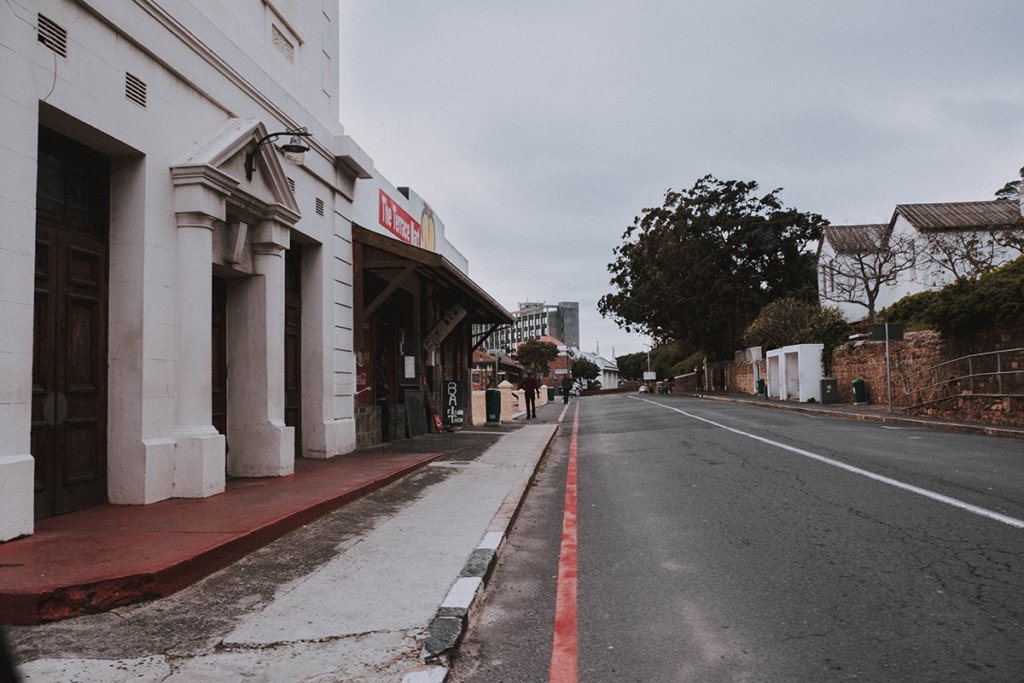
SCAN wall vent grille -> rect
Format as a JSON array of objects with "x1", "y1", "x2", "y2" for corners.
[
  {"x1": 271, "y1": 25, "x2": 294, "y2": 64},
  {"x1": 315, "y1": 198, "x2": 325, "y2": 216},
  {"x1": 287, "y1": 177, "x2": 296, "y2": 194},
  {"x1": 37, "y1": 15, "x2": 68, "y2": 58},
  {"x1": 125, "y1": 73, "x2": 147, "y2": 108}
]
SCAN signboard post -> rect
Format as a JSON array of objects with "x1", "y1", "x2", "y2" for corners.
[
  {"x1": 868, "y1": 323, "x2": 904, "y2": 413},
  {"x1": 487, "y1": 348, "x2": 502, "y2": 386}
]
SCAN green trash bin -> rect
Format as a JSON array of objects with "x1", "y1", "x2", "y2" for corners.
[
  {"x1": 485, "y1": 388, "x2": 502, "y2": 426},
  {"x1": 852, "y1": 378, "x2": 866, "y2": 405},
  {"x1": 757, "y1": 378, "x2": 766, "y2": 395},
  {"x1": 548, "y1": 386, "x2": 555, "y2": 401}
]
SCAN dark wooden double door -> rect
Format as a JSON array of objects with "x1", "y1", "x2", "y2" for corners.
[{"x1": 32, "y1": 128, "x2": 110, "y2": 519}]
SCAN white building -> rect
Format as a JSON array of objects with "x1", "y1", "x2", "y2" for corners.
[
  {"x1": 0, "y1": 1, "x2": 508, "y2": 542},
  {"x1": 476, "y1": 301, "x2": 579, "y2": 352},
  {"x1": 820, "y1": 200, "x2": 1023, "y2": 322},
  {"x1": 577, "y1": 350, "x2": 619, "y2": 391}
]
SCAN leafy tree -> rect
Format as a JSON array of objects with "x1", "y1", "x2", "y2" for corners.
[
  {"x1": 572, "y1": 356, "x2": 600, "y2": 390},
  {"x1": 599, "y1": 175, "x2": 825, "y2": 360},
  {"x1": 616, "y1": 352, "x2": 646, "y2": 381},
  {"x1": 994, "y1": 166, "x2": 1024, "y2": 201},
  {"x1": 513, "y1": 338, "x2": 559, "y2": 374},
  {"x1": 742, "y1": 297, "x2": 819, "y2": 350},
  {"x1": 819, "y1": 224, "x2": 917, "y2": 323},
  {"x1": 793, "y1": 306, "x2": 850, "y2": 376}
]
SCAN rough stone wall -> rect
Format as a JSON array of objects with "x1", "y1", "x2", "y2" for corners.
[
  {"x1": 725, "y1": 362, "x2": 759, "y2": 394},
  {"x1": 674, "y1": 373, "x2": 702, "y2": 393},
  {"x1": 831, "y1": 331, "x2": 949, "y2": 407},
  {"x1": 830, "y1": 328, "x2": 1024, "y2": 426},
  {"x1": 355, "y1": 406, "x2": 381, "y2": 449}
]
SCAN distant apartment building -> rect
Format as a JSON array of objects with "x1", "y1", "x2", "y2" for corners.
[{"x1": 474, "y1": 301, "x2": 579, "y2": 352}]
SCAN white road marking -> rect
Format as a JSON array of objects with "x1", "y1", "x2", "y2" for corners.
[{"x1": 634, "y1": 397, "x2": 1024, "y2": 530}]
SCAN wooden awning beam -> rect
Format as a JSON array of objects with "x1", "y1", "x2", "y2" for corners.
[
  {"x1": 361, "y1": 264, "x2": 417, "y2": 322},
  {"x1": 472, "y1": 323, "x2": 501, "y2": 352}
]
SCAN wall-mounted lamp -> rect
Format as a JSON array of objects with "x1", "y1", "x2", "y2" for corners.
[{"x1": 244, "y1": 127, "x2": 313, "y2": 181}]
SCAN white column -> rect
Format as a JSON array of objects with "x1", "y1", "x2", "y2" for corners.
[
  {"x1": 172, "y1": 212, "x2": 226, "y2": 497},
  {"x1": 227, "y1": 220, "x2": 294, "y2": 477}
]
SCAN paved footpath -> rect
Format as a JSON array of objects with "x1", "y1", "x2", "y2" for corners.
[{"x1": 8, "y1": 416, "x2": 562, "y2": 683}]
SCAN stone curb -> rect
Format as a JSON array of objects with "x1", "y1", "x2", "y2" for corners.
[
  {"x1": 404, "y1": 422, "x2": 561, "y2": 682},
  {"x1": 692, "y1": 393, "x2": 1024, "y2": 440}
]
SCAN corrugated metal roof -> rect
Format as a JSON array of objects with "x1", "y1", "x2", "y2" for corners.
[
  {"x1": 893, "y1": 200, "x2": 1022, "y2": 232},
  {"x1": 824, "y1": 224, "x2": 888, "y2": 254}
]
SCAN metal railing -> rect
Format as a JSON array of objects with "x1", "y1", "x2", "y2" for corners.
[{"x1": 902, "y1": 346, "x2": 1024, "y2": 406}]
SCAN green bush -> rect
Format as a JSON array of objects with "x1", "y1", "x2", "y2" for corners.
[
  {"x1": 927, "y1": 256, "x2": 1024, "y2": 336},
  {"x1": 742, "y1": 297, "x2": 818, "y2": 350},
  {"x1": 793, "y1": 306, "x2": 849, "y2": 376},
  {"x1": 881, "y1": 290, "x2": 939, "y2": 328},
  {"x1": 673, "y1": 351, "x2": 706, "y2": 376}
]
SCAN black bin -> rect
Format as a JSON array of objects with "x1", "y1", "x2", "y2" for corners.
[{"x1": 820, "y1": 378, "x2": 838, "y2": 405}]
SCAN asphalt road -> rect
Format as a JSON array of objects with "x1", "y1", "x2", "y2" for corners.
[{"x1": 451, "y1": 394, "x2": 1024, "y2": 682}]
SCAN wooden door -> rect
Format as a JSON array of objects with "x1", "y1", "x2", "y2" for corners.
[
  {"x1": 211, "y1": 276, "x2": 228, "y2": 439},
  {"x1": 32, "y1": 127, "x2": 110, "y2": 519},
  {"x1": 284, "y1": 245, "x2": 302, "y2": 456},
  {"x1": 32, "y1": 224, "x2": 109, "y2": 518}
]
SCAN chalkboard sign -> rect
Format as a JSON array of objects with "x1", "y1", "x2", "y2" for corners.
[
  {"x1": 404, "y1": 390, "x2": 428, "y2": 437},
  {"x1": 442, "y1": 380, "x2": 465, "y2": 426}
]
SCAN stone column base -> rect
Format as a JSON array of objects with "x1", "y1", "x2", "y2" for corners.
[
  {"x1": 0, "y1": 455, "x2": 34, "y2": 541},
  {"x1": 173, "y1": 426, "x2": 226, "y2": 498},
  {"x1": 227, "y1": 421, "x2": 294, "y2": 478}
]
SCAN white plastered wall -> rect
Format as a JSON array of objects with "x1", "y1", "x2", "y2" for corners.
[
  {"x1": 0, "y1": 0, "x2": 41, "y2": 539},
  {"x1": 0, "y1": 0, "x2": 358, "y2": 539},
  {"x1": 767, "y1": 344, "x2": 824, "y2": 403}
]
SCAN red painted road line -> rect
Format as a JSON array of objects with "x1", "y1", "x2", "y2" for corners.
[{"x1": 550, "y1": 403, "x2": 580, "y2": 683}]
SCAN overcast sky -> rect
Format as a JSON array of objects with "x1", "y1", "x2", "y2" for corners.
[{"x1": 337, "y1": 1, "x2": 1024, "y2": 358}]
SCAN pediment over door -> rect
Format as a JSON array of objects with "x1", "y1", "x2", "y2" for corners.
[{"x1": 171, "y1": 119, "x2": 303, "y2": 271}]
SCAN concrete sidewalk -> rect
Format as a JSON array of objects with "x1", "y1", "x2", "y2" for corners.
[
  {"x1": 0, "y1": 452, "x2": 444, "y2": 625},
  {"x1": 8, "y1": 406, "x2": 563, "y2": 683}
]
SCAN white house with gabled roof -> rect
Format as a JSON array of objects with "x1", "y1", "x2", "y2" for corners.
[{"x1": 820, "y1": 199, "x2": 1023, "y2": 322}]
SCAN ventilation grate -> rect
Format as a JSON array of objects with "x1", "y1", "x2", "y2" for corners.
[
  {"x1": 315, "y1": 197, "x2": 325, "y2": 216},
  {"x1": 38, "y1": 14, "x2": 68, "y2": 58},
  {"x1": 125, "y1": 73, "x2": 147, "y2": 108},
  {"x1": 287, "y1": 177, "x2": 296, "y2": 194},
  {"x1": 271, "y1": 25, "x2": 294, "y2": 64}
]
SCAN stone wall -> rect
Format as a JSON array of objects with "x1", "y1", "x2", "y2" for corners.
[
  {"x1": 831, "y1": 331, "x2": 948, "y2": 407},
  {"x1": 355, "y1": 406, "x2": 381, "y2": 449},
  {"x1": 724, "y1": 361, "x2": 761, "y2": 394},
  {"x1": 674, "y1": 372, "x2": 702, "y2": 393},
  {"x1": 828, "y1": 328, "x2": 1024, "y2": 426}
]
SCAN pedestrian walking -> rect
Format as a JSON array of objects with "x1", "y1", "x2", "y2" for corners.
[
  {"x1": 561, "y1": 374, "x2": 573, "y2": 404},
  {"x1": 521, "y1": 370, "x2": 540, "y2": 419}
]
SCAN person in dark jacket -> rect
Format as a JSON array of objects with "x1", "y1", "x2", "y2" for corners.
[
  {"x1": 560, "y1": 374, "x2": 573, "y2": 404},
  {"x1": 521, "y1": 371, "x2": 540, "y2": 419}
]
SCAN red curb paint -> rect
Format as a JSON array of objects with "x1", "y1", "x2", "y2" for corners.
[{"x1": 549, "y1": 403, "x2": 580, "y2": 683}]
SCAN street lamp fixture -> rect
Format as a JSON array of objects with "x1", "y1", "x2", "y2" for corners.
[{"x1": 244, "y1": 127, "x2": 312, "y2": 181}]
